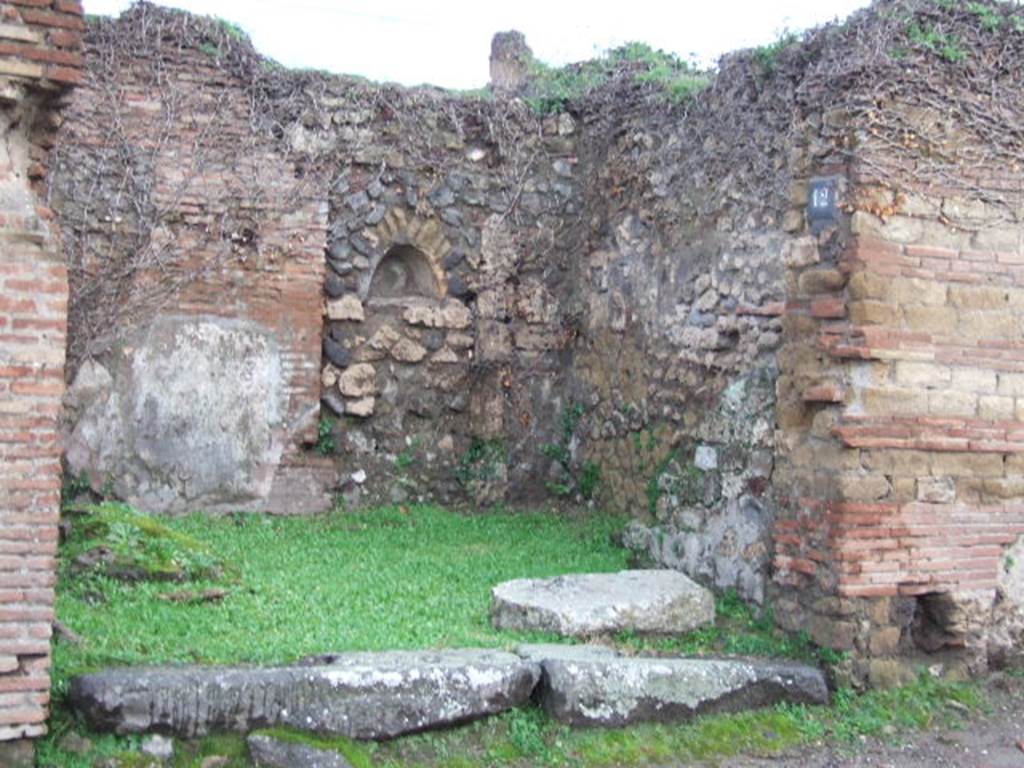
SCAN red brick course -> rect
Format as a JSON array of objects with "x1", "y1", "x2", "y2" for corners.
[{"x1": 0, "y1": 0, "x2": 82, "y2": 743}]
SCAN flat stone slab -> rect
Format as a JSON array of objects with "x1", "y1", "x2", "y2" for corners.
[
  {"x1": 491, "y1": 570, "x2": 715, "y2": 637},
  {"x1": 69, "y1": 649, "x2": 539, "y2": 740},
  {"x1": 515, "y1": 643, "x2": 620, "y2": 664},
  {"x1": 247, "y1": 733, "x2": 352, "y2": 768},
  {"x1": 538, "y1": 656, "x2": 829, "y2": 727}
]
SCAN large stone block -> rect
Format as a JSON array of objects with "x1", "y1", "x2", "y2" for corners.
[
  {"x1": 902, "y1": 305, "x2": 957, "y2": 334},
  {"x1": 538, "y1": 655, "x2": 828, "y2": 727},
  {"x1": 491, "y1": 570, "x2": 715, "y2": 637},
  {"x1": 69, "y1": 650, "x2": 539, "y2": 739},
  {"x1": 849, "y1": 300, "x2": 900, "y2": 326}
]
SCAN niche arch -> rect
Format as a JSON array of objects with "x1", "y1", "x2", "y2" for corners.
[
  {"x1": 369, "y1": 244, "x2": 441, "y2": 300},
  {"x1": 359, "y1": 208, "x2": 450, "y2": 304}
]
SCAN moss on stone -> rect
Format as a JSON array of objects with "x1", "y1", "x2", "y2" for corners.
[{"x1": 250, "y1": 728, "x2": 375, "y2": 768}]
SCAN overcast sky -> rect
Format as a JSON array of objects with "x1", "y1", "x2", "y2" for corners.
[{"x1": 82, "y1": 0, "x2": 872, "y2": 89}]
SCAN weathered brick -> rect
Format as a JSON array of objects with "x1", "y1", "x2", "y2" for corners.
[
  {"x1": 902, "y1": 305, "x2": 958, "y2": 334},
  {"x1": 894, "y1": 361, "x2": 950, "y2": 387},
  {"x1": 44, "y1": 63, "x2": 81, "y2": 84},
  {"x1": 931, "y1": 452, "x2": 1005, "y2": 478},
  {"x1": 862, "y1": 387, "x2": 929, "y2": 417},
  {"x1": 48, "y1": 28, "x2": 80, "y2": 48},
  {"x1": 803, "y1": 383, "x2": 845, "y2": 403},
  {"x1": 0, "y1": 42, "x2": 79, "y2": 67},
  {"x1": 810, "y1": 297, "x2": 846, "y2": 318},
  {"x1": 55, "y1": 0, "x2": 84, "y2": 14},
  {"x1": 16, "y1": 8, "x2": 85, "y2": 31},
  {"x1": 979, "y1": 395, "x2": 1015, "y2": 421},
  {"x1": 0, "y1": 30, "x2": 76, "y2": 737},
  {"x1": 849, "y1": 299, "x2": 900, "y2": 326}
]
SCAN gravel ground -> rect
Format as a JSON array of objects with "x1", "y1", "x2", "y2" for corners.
[{"x1": 721, "y1": 673, "x2": 1024, "y2": 768}]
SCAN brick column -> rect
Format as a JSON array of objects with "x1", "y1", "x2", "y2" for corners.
[{"x1": 0, "y1": 0, "x2": 82, "y2": 756}]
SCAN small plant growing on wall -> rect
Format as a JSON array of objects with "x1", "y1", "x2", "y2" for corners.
[
  {"x1": 455, "y1": 438, "x2": 509, "y2": 506},
  {"x1": 455, "y1": 438, "x2": 507, "y2": 487},
  {"x1": 316, "y1": 415, "x2": 337, "y2": 456},
  {"x1": 541, "y1": 401, "x2": 601, "y2": 501},
  {"x1": 395, "y1": 437, "x2": 422, "y2": 472},
  {"x1": 646, "y1": 449, "x2": 705, "y2": 518}
]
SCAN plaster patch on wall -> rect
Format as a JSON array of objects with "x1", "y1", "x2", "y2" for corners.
[{"x1": 65, "y1": 316, "x2": 286, "y2": 513}]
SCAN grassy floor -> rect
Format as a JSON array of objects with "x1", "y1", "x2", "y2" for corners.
[
  {"x1": 39, "y1": 504, "x2": 987, "y2": 767},
  {"x1": 52, "y1": 505, "x2": 630, "y2": 689}
]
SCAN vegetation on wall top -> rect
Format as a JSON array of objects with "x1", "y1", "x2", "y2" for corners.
[{"x1": 524, "y1": 42, "x2": 711, "y2": 114}]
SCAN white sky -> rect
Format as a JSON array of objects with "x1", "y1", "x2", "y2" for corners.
[{"x1": 82, "y1": 0, "x2": 872, "y2": 89}]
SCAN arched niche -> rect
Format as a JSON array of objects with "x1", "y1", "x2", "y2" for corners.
[
  {"x1": 358, "y1": 209, "x2": 450, "y2": 304},
  {"x1": 368, "y1": 244, "x2": 442, "y2": 301}
]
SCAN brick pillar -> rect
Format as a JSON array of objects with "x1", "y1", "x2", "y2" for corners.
[
  {"x1": 0, "y1": 0, "x2": 83, "y2": 748},
  {"x1": 774, "y1": 164, "x2": 1024, "y2": 685}
]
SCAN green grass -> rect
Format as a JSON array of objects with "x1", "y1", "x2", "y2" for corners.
[
  {"x1": 39, "y1": 504, "x2": 988, "y2": 767},
  {"x1": 316, "y1": 414, "x2": 337, "y2": 455},
  {"x1": 357, "y1": 671, "x2": 984, "y2": 767},
  {"x1": 62, "y1": 501, "x2": 226, "y2": 582},
  {"x1": 612, "y1": 588, "x2": 843, "y2": 666},
  {"x1": 51, "y1": 506, "x2": 629, "y2": 694},
  {"x1": 905, "y1": 21, "x2": 967, "y2": 62},
  {"x1": 252, "y1": 728, "x2": 375, "y2": 768},
  {"x1": 753, "y1": 30, "x2": 799, "y2": 75}
]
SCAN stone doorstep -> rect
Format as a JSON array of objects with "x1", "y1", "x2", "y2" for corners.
[
  {"x1": 69, "y1": 649, "x2": 541, "y2": 741},
  {"x1": 531, "y1": 649, "x2": 830, "y2": 728},
  {"x1": 68, "y1": 645, "x2": 828, "y2": 747}
]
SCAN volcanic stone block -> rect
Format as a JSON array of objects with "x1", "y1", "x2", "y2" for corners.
[
  {"x1": 69, "y1": 650, "x2": 540, "y2": 739},
  {"x1": 491, "y1": 570, "x2": 715, "y2": 637},
  {"x1": 539, "y1": 656, "x2": 829, "y2": 727}
]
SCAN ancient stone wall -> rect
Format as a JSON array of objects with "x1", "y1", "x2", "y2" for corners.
[
  {"x1": 0, "y1": 0, "x2": 83, "y2": 756},
  {"x1": 50, "y1": 11, "x2": 328, "y2": 514},
  {"x1": 316, "y1": 106, "x2": 580, "y2": 510},
  {"x1": 51, "y1": 6, "x2": 585, "y2": 513},
  {"x1": 41, "y1": 0, "x2": 1024, "y2": 685},
  {"x1": 569, "y1": 73, "x2": 797, "y2": 604}
]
